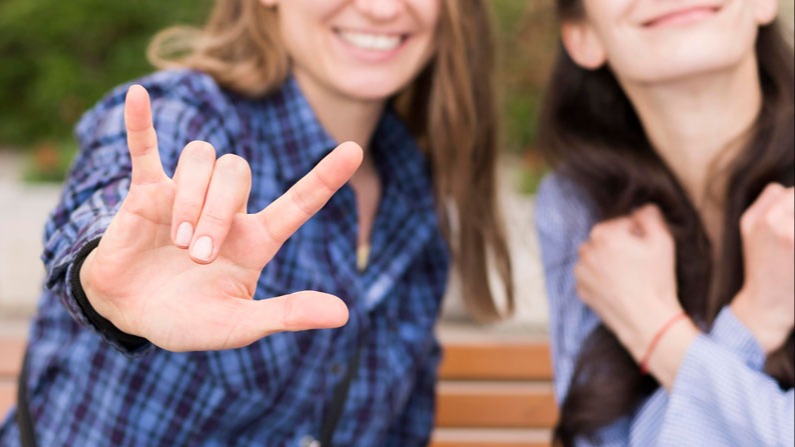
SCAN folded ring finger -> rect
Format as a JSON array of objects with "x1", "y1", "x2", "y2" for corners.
[{"x1": 171, "y1": 141, "x2": 217, "y2": 248}]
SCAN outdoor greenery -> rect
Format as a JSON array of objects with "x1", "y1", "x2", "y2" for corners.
[
  {"x1": 0, "y1": 0, "x2": 212, "y2": 147},
  {"x1": 0, "y1": 0, "x2": 557, "y2": 186}
]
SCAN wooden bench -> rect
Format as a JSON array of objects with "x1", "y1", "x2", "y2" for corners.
[
  {"x1": 0, "y1": 337, "x2": 24, "y2": 421},
  {"x1": 0, "y1": 330, "x2": 556, "y2": 446},
  {"x1": 431, "y1": 329, "x2": 556, "y2": 447}
]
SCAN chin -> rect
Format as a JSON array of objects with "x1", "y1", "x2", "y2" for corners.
[
  {"x1": 622, "y1": 20, "x2": 759, "y2": 83},
  {"x1": 618, "y1": 39, "x2": 755, "y2": 84},
  {"x1": 334, "y1": 73, "x2": 416, "y2": 102}
]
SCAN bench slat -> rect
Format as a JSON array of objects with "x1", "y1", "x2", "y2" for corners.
[
  {"x1": 439, "y1": 341, "x2": 552, "y2": 381},
  {"x1": 0, "y1": 380, "x2": 15, "y2": 420},
  {"x1": 437, "y1": 382, "x2": 558, "y2": 428},
  {"x1": 431, "y1": 428, "x2": 551, "y2": 447},
  {"x1": 0, "y1": 337, "x2": 25, "y2": 377}
]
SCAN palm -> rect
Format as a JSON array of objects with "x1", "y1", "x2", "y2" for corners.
[{"x1": 81, "y1": 85, "x2": 362, "y2": 351}]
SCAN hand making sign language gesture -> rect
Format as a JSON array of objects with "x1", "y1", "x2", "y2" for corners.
[{"x1": 78, "y1": 85, "x2": 363, "y2": 352}]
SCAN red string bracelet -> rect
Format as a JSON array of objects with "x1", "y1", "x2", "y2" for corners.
[{"x1": 639, "y1": 311, "x2": 688, "y2": 375}]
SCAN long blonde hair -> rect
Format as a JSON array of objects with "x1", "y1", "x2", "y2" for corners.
[{"x1": 149, "y1": 0, "x2": 513, "y2": 321}]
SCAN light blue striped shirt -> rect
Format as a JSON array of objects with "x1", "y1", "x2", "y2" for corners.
[{"x1": 535, "y1": 174, "x2": 794, "y2": 447}]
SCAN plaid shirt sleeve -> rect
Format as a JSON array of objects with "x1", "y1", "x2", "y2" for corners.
[
  {"x1": 41, "y1": 75, "x2": 233, "y2": 356},
  {"x1": 536, "y1": 174, "x2": 795, "y2": 447},
  {"x1": 383, "y1": 340, "x2": 441, "y2": 447}
]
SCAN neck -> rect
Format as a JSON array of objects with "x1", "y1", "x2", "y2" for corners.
[
  {"x1": 294, "y1": 71, "x2": 385, "y2": 153},
  {"x1": 621, "y1": 54, "x2": 762, "y2": 206}
]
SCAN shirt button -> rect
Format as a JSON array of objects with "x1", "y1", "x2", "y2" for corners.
[{"x1": 300, "y1": 435, "x2": 321, "y2": 447}]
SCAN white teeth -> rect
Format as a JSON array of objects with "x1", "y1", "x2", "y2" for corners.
[{"x1": 337, "y1": 31, "x2": 402, "y2": 51}]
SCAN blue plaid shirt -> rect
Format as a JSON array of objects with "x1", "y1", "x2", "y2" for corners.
[
  {"x1": 0, "y1": 70, "x2": 450, "y2": 447},
  {"x1": 536, "y1": 174, "x2": 795, "y2": 446}
]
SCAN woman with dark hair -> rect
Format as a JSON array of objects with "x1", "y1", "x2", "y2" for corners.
[{"x1": 536, "y1": 0, "x2": 793, "y2": 445}]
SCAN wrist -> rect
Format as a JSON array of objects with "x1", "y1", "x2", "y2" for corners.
[
  {"x1": 73, "y1": 240, "x2": 148, "y2": 350},
  {"x1": 79, "y1": 248, "x2": 115, "y2": 323},
  {"x1": 731, "y1": 289, "x2": 792, "y2": 353},
  {"x1": 78, "y1": 246, "x2": 127, "y2": 332},
  {"x1": 621, "y1": 297, "x2": 683, "y2": 362},
  {"x1": 644, "y1": 317, "x2": 700, "y2": 390},
  {"x1": 638, "y1": 311, "x2": 688, "y2": 372}
]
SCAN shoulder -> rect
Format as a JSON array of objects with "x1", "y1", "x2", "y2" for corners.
[
  {"x1": 75, "y1": 69, "x2": 245, "y2": 146},
  {"x1": 535, "y1": 171, "x2": 596, "y2": 240}
]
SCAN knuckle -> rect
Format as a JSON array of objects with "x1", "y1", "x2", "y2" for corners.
[
  {"x1": 590, "y1": 224, "x2": 604, "y2": 240},
  {"x1": 216, "y1": 155, "x2": 252, "y2": 185},
  {"x1": 217, "y1": 154, "x2": 249, "y2": 172},
  {"x1": 763, "y1": 209, "x2": 780, "y2": 229},
  {"x1": 289, "y1": 189, "x2": 317, "y2": 216},
  {"x1": 199, "y1": 209, "x2": 230, "y2": 229},
  {"x1": 260, "y1": 219, "x2": 283, "y2": 245},
  {"x1": 313, "y1": 170, "x2": 337, "y2": 194},
  {"x1": 174, "y1": 197, "x2": 205, "y2": 218},
  {"x1": 760, "y1": 183, "x2": 781, "y2": 200},
  {"x1": 281, "y1": 296, "x2": 296, "y2": 331},
  {"x1": 739, "y1": 213, "x2": 753, "y2": 234},
  {"x1": 183, "y1": 140, "x2": 217, "y2": 160},
  {"x1": 578, "y1": 242, "x2": 590, "y2": 258}
]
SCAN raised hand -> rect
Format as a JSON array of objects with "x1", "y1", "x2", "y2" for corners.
[
  {"x1": 574, "y1": 205, "x2": 684, "y2": 362},
  {"x1": 575, "y1": 205, "x2": 702, "y2": 388},
  {"x1": 733, "y1": 184, "x2": 795, "y2": 353},
  {"x1": 79, "y1": 85, "x2": 363, "y2": 352}
]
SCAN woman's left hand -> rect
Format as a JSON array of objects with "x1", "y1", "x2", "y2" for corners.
[{"x1": 574, "y1": 204, "x2": 687, "y2": 363}]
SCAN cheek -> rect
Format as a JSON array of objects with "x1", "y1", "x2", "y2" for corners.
[
  {"x1": 276, "y1": 4, "x2": 334, "y2": 63},
  {"x1": 411, "y1": 0, "x2": 442, "y2": 36},
  {"x1": 583, "y1": 0, "x2": 632, "y2": 28}
]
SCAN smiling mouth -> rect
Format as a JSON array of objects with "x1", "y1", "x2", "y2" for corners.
[
  {"x1": 643, "y1": 6, "x2": 721, "y2": 28},
  {"x1": 335, "y1": 30, "x2": 407, "y2": 52}
]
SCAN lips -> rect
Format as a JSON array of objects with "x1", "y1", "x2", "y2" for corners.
[
  {"x1": 336, "y1": 30, "x2": 405, "y2": 51},
  {"x1": 642, "y1": 5, "x2": 721, "y2": 28}
]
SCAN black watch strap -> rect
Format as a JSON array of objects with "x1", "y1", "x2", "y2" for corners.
[{"x1": 70, "y1": 238, "x2": 148, "y2": 351}]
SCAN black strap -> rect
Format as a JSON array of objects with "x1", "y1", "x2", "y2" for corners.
[
  {"x1": 16, "y1": 352, "x2": 37, "y2": 447},
  {"x1": 318, "y1": 345, "x2": 361, "y2": 447},
  {"x1": 70, "y1": 238, "x2": 148, "y2": 351}
]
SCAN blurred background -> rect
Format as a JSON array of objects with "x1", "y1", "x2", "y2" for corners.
[
  {"x1": 0, "y1": 0, "x2": 793, "y2": 326},
  {"x1": 0, "y1": 2, "x2": 792, "y2": 444}
]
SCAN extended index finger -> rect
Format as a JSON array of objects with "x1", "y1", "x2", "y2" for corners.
[
  {"x1": 256, "y1": 141, "x2": 363, "y2": 244},
  {"x1": 125, "y1": 85, "x2": 167, "y2": 185}
]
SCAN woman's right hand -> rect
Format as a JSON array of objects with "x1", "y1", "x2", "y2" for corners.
[
  {"x1": 79, "y1": 85, "x2": 363, "y2": 352},
  {"x1": 732, "y1": 183, "x2": 795, "y2": 353}
]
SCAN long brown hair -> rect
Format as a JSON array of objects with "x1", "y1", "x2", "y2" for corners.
[
  {"x1": 148, "y1": 0, "x2": 513, "y2": 321},
  {"x1": 539, "y1": 2, "x2": 795, "y2": 444}
]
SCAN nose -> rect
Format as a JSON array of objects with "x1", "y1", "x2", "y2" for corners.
[{"x1": 353, "y1": 0, "x2": 406, "y2": 21}]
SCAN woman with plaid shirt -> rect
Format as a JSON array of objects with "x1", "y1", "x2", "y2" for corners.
[{"x1": 0, "y1": 1, "x2": 513, "y2": 446}]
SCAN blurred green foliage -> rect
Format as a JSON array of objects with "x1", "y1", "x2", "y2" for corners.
[
  {"x1": 493, "y1": 0, "x2": 558, "y2": 154},
  {"x1": 493, "y1": 0, "x2": 558, "y2": 193},
  {"x1": 0, "y1": 0, "x2": 212, "y2": 147}
]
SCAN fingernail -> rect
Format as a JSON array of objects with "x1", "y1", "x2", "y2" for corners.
[
  {"x1": 191, "y1": 236, "x2": 213, "y2": 261},
  {"x1": 176, "y1": 222, "x2": 193, "y2": 247}
]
